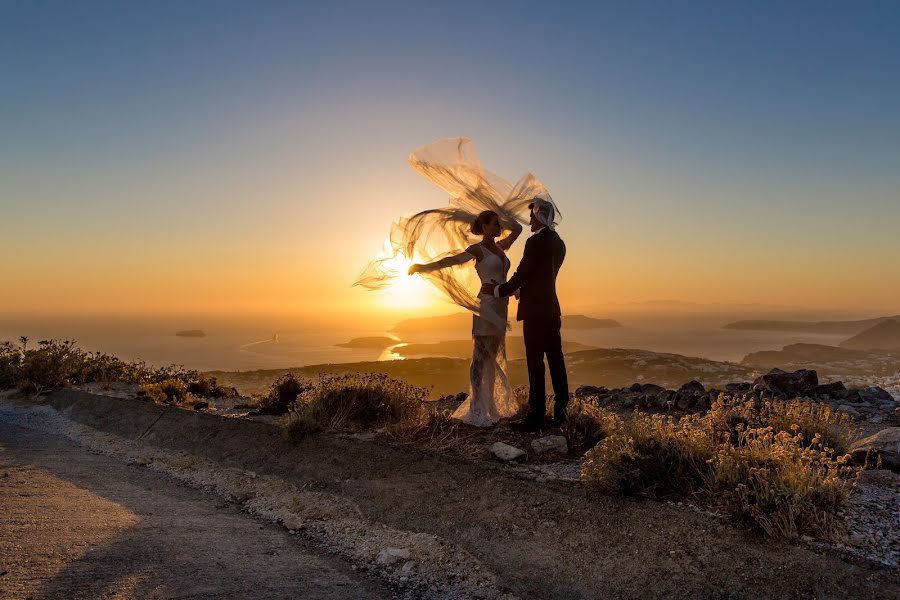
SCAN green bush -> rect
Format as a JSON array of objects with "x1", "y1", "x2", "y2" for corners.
[
  {"x1": 256, "y1": 373, "x2": 309, "y2": 415},
  {"x1": 0, "y1": 342, "x2": 22, "y2": 390},
  {"x1": 19, "y1": 339, "x2": 87, "y2": 394}
]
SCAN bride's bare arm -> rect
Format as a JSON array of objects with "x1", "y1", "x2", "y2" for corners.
[
  {"x1": 498, "y1": 220, "x2": 523, "y2": 250},
  {"x1": 408, "y1": 245, "x2": 481, "y2": 274}
]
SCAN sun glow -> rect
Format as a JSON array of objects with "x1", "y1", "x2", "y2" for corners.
[{"x1": 377, "y1": 254, "x2": 441, "y2": 310}]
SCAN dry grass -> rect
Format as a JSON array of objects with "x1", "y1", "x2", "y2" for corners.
[
  {"x1": 582, "y1": 395, "x2": 860, "y2": 540},
  {"x1": 282, "y1": 373, "x2": 429, "y2": 439}
]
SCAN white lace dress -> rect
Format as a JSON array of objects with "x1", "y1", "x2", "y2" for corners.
[{"x1": 452, "y1": 245, "x2": 518, "y2": 426}]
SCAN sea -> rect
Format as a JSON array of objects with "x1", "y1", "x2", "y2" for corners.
[{"x1": 0, "y1": 312, "x2": 852, "y2": 373}]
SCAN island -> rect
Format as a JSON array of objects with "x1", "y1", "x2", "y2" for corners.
[
  {"x1": 175, "y1": 330, "x2": 206, "y2": 338},
  {"x1": 393, "y1": 313, "x2": 622, "y2": 334},
  {"x1": 336, "y1": 336, "x2": 401, "y2": 349}
]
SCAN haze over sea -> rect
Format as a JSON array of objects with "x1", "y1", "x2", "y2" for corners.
[{"x1": 1, "y1": 305, "x2": 871, "y2": 372}]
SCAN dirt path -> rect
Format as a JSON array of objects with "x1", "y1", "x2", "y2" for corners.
[
  {"x1": 0, "y1": 422, "x2": 391, "y2": 600},
  {"x1": 3, "y1": 390, "x2": 899, "y2": 599}
]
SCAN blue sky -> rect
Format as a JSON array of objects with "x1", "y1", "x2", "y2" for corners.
[{"x1": 2, "y1": 1, "x2": 899, "y2": 316}]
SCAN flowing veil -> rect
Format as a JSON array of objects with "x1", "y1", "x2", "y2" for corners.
[{"x1": 354, "y1": 137, "x2": 559, "y2": 327}]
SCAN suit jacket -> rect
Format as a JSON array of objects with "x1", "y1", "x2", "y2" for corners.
[{"x1": 497, "y1": 227, "x2": 566, "y2": 321}]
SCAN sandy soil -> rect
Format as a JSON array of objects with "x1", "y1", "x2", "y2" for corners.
[
  {"x1": 2, "y1": 390, "x2": 898, "y2": 599},
  {"x1": 0, "y1": 422, "x2": 390, "y2": 600}
]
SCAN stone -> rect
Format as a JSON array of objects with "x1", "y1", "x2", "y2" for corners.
[
  {"x1": 850, "y1": 428, "x2": 900, "y2": 472},
  {"x1": 400, "y1": 561, "x2": 415, "y2": 576},
  {"x1": 812, "y1": 381, "x2": 847, "y2": 398},
  {"x1": 753, "y1": 368, "x2": 819, "y2": 397},
  {"x1": 858, "y1": 387, "x2": 895, "y2": 405},
  {"x1": 639, "y1": 383, "x2": 665, "y2": 395},
  {"x1": 836, "y1": 405, "x2": 861, "y2": 418},
  {"x1": 575, "y1": 385, "x2": 607, "y2": 398},
  {"x1": 678, "y1": 380, "x2": 706, "y2": 396},
  {"x1": 376, "y1": 548, "x2": 411, "y2": 566},
  {"x1": 490, "y1": 442, "x2": 525, "y2": 461},
  {"x1": 725, "y1": 382, "x2": 752, "y2": 393},
  {"x1": 531, "y1": 435, "x2": 568, "y2": 455},
  {"x1": 629, "y1": 383, "x2": 643, "y2": 393}
]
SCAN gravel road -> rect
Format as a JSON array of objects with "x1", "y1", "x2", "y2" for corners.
[{"x1": 0, "y1": 422, "x2": 391, "y2": 600}]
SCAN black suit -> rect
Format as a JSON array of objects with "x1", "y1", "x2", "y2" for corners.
[{"x1": 497, "y1": 227, "x2": 569, "y2": 424}]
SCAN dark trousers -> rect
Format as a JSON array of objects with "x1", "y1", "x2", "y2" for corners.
[{"x1": 522, "y1": 315, "x2": 569, "y2": 424}]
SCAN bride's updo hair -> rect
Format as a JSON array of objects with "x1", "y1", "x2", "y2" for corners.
[{"x1": 471, "y1": 210, "x2": 499, "y2": 235}]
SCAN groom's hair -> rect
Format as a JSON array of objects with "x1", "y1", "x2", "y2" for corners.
[{"x1": 471, "y1": 210, "x2": 498, "y2": 235}]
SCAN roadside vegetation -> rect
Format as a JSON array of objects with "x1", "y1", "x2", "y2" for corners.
[
  {"x1": 1, "y1": 337, "x2": 865, "y2": 541},
  {"x1": 582, "y1": 395, "x2": 860, "y2": 540},
  {"x1": 0, "y1": 337, "x2": 235, "y2": 404}
]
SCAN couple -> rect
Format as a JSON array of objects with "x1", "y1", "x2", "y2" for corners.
[{"x1": 410, "y1": 198, "x2": 569, "y2": 431}]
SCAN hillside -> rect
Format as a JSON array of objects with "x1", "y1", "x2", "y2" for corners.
[
  {"x1": 840, "y1": 319, "x2": 900, "y2": 351},
  {"x1": 209, "y1": 347, "x2": 758, "y2": 398},
  {"x1": 723, "y1": 315, "x2": 900, "y2": 335}
]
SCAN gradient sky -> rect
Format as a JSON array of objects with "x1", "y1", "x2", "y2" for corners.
[{"x1": 3, "y1": 0, "x2": 899, "y2": 324}]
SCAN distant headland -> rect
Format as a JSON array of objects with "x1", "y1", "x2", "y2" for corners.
[{"x1": 175, "y1": 330, "x2": 207, "y2": 338}]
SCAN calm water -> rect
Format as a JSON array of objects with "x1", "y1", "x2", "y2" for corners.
[{"x1": 0, "y1": 313, "x2": 850, "y2": 372}]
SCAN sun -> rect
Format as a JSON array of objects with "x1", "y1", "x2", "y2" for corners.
[{"x1": 377, "y1": 254, "x2": 440, "y2": 310}]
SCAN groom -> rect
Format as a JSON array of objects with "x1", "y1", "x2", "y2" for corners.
[{"x1": 482, "y1": 198, "x2": 569, "y2": 431}]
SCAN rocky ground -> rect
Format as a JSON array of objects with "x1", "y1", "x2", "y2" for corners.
[{"x1": 0, "y1": 389, "x2": 897, "y2": 599}]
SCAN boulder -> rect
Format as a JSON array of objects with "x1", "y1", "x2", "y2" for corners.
[
  {"x1": 629, "y1": 383, "x2": 644, "y2": 393},
  {"x1": 490, "y1": 442, "x2": 525, "y2": 461},
  {"x1": 812, "y1": 381, "x2": 847, "y2": 398},
  {"x1": 836, "y1": 405, "x2": 861, "y2": 418},
  {"x1": 858, "y1": 386, "x2": 895, "y2": 405},
  {"x1": 531, "y1": 435, "x2": 568, "y2": 455},
  {"x1": 725, "y1": 382, "x2": 752, "y2": 393},
  {"x1": 753, "y1": 368, "x2": 819, "y2": 397},
  {"x1": 376, "y1": 548, "x2": 411, "y2": 566},
  {"x1": 575, "y1": 385, "x2": 607, "y2": 398},
  {"x1": 850, "y1": 427, "x2": 900, "y2": 472},
  {"x1": 678, "y1": 380, "x2": 706, "y2": 396},
  {"x1": 638, "y1": 383, "x2": 665, "y2": 395}
]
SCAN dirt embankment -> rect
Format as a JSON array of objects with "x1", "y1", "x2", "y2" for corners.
[{"x1": 10, "y1": 389, "x2": 900, "y2": 599}]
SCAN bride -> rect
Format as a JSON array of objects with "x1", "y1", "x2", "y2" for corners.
[
  {"x1": 354, "y1": 137, "x2": 556, "y2": 427},
  {"x1": 408, "y1": 210, "x2": 522, "y2": 426}
]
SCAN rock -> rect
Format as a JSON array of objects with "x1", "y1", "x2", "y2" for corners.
[
  {"x1": 400, "y1": 561, "x2": 415, "y2": 576},
  {"x1": 674, "y1": 393, "x2": 692, "y2": 410},
  {"x1": 836, "y1": 405, "x2": 861, "y2": 418},
  {"x1": 811, "y1": 381, "x2": 847, "y2": 397},
  {"x1": 191, "y1": 400, "x2": 209, "y2": 410},
  {"x1": 575, "y1": 385, "x2": 607, "y2": 398},
  {"x1": 850, "y1": 428, "x2": 900, "y2": 472},
  {"x1": 858, "y1": 387, "x2": 895, "y2": 405},
  {"x1": 629, "y1": 383, "x2": 643, "y2": 393},
  {"x1": 376, "y1": 548, "x2": 411, "y2": 566},
  {"x1": 725, "y1": 382, "x2": 752, "y2": 393},
  {"x1": 678, "y1": 380, "x2": 706, "y2": 396},
  {"x1": 531, "y1": 435, "x2": 568, "y2": 455},
  {"x1": 639, "y1": 383, "x2": 665, "y2": 395},
  {"x1": 753, "y1": 368, "x2": 819, "y2": 397},
  {"x1": 490, "y1": 442, "x2": 525, "y2": 461}
]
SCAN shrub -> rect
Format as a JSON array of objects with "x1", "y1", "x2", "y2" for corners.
[
  {"x1": 559, "y1": 399, "x2": 615, "y2": 454},
  {"x1": 19, "y1": 339, "x2": 87, "y2": 394},
  {"x1": 581, "y1": 395, "x2": 860, "y2": 540},
  {"x1": 0, "y1": 342, "x2": 21, "y2": 390},
  {"x1": 139, "y1": 378, "x2": 194, "y2": 406},
  {"x1": 706, "y1": 395, "x2": 857, "y2": 455},
  {"x1": 711, "y1": 425, "x2": 856, "y2": 540},
  {"x1": 256, "y1": 374, "x2": 309, "y2": 415},
  {"x1": 283, "y1": 372, "x2": 427, "y2": 438},
  {"x1": 381, "y1": 409, "x2": 472, "y2": 453},
  {"x1": 582, "y1": 412, "x2": 715, "y2": 498}
]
